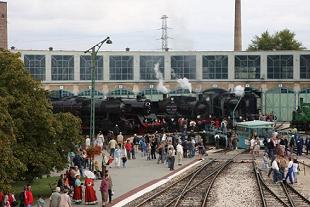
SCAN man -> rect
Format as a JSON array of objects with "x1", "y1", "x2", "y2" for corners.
[
  {"x1": 108, "y1": 138, "x2": 117, "y2": 157},
  {"x1": 49, "y1": 187, "x2": 61, "y2": 207},
  {"x1": 73, "y1": 153, "x2": 84, "y2": 177},
  {"x1": 97, "y1": 131, "x2": 105, "y2": 150}
]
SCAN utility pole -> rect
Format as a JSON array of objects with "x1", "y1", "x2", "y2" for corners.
[
  {"x1": 84, "y1": 37, "x2": 112, "y2": 144},
  {"x1": 160, "y1": 15, "x2": 170, "y2": 51}
]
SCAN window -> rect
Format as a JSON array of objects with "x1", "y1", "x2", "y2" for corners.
[
  {"x1": 140, "y1": 56, "x2": 164, "y2": 80},
  {"x1": 267, "y1": 55, "x2": 293, "y2": 79},
  {"x1": 78, "y1": 89, "x2": 103, "y2": 97},
  {"x1": 300, "y1": 55, "x2": 310, "y2": 79},
  {"x1": 235, "y1": 55, "x2": 260, "y2": 79},
  {"x1": 109, "y1": 89, "x2": 134, "y2": 96},
  {"x1": 49, "y1": 90, "x2": 74, "y2": 99},
  {"x1": 51, "y1": 55, "x2": 74, "y2": 80},
  {"x1": 171, "y1": 56, "x2": 196, "y2": 79},
  {"x1": 24, "y1": 55, "x2": 46, "y2": 80},
  {"x1": 80, "y1": 55, "x2": 103, "y2": 80},
  {"x1": 109, "y1": 56, "x2": 133, "y2": 80},
  {"x1": 203, "y1": 55, "x2": 228, "y2": 79}
]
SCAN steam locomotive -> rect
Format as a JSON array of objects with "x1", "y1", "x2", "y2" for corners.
[
  {"x1": 52, "y1": 96, "x2": 156, "y2": 134},
  {"x1": 153, "y1": 87, "x2": 261, "y2": 122},
  {"x1": 291, "y1": 97, "x2": 310, "y2": 130},
  {"x1": 51, "y1": 87, "x2": 261, "y2": 134}
]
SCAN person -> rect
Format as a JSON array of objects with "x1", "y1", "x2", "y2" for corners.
[
  {"x1": 97, "y1": 131, "x2": 105, "y2": 150},
  {"x1": 25, "y1": 185, "x2": 33, "y2": 207},
  {"x1": 72, "y1": 153, "x2": 84, "y2": 177},
  {"x1": 176, "y1": 142, "x2": 183, "y2": 165},
  {"x1": 49, "y1": 187, "x2": 61, "y2": 207},
  {"x1": 262, "y1": 153, "x2": 270, "y2": 171},
  {"x1": 131, "y1": 142, "x2": 136, "y2": 159},
  {"x1": 253, "y1": 137, "x2": 260, "y2": 157},
  {"x1": 289, "y1": 135, "x2": 295, "y2": 155},
  {"x1": 57, "y1": 174, "x2": 65, "y2": 191},
  {"x1": 85, "y1": 135, "x2": 91, "y2": 149},
  {"x1": 36, "y1": 194, "x2": 45, "y2": 207},
  {"x1": 197, "y1": 142, "x2": 205, "y2": 160},
  {"x1": 231, "y1": 132, "x2": 239, "y2": 150},
  {"x1": 133, "y1": 134, "x2": 140, "y2": 153},
  {"x1": 150, "y1": 138, "x2": 157, "y2": 159},
  {"x1": 94, "y1": 161, "x2": 101, "y2": 179},
  {"x1": 72, "y1": 175, "x2": 82, "y2": 204},
  {"x1": 120, "y1": 145, "x2": 127, "y2": 168},
  {"x1": 296, "y1": 134, "x2": 304, "y2": 156},
  {"x1": 250, "y1": 136, "x2": 256, "y2": 154},
  {"x1": 59, "y1": 189, "x2": 72, "y2": 207},
  {"x1": 271, "y1": 158, "x2": 281, "y2": 183},
  {"x1": 139, "y1": 138, "x2": 147, "y2": 157},
  {"x1": 284, "y1": 157, "x2": 294, "y2": 184},
  {"x1": 18, "y1": 186, "x2": 27, "y2": 207},
  {"x1": 293, "y1": 158, "x2": 299, "y2": 183},
  {"x1": 6, "y1": 193, "x2": 16, "y2": 207},
  {"x1": 84, "y1": 176, "x2": 97, "y2": 205},
  {"x1": 124, "y1": 139, "x2": 132, "y2": 160},
  {"x1": 167, "y1": 146, "x2": 175, "y2": 171},
  {"x1": 146, "y1": 142, "x2": 151, "y2": 160},
  {"x1": 100, "y1": 174, "x2": 110, "y2": 207},
  {"x1": 157, "y1": 142, "x2": 164, "y2": 164},
  {"x1": 114, "y1": 144, "x2": 121, "y2": 168},
  {"x1": 105, "y1": 170, "x2": 113, "y2": 204},
  {"x1": 0, "y1": 191, "x2": 4, "y2": 207},
  {"x1": 108, "y1": 138, "x2": 117, "y2": 157},
  {"x1": 117, "y1": 132, "x2": 124, "y2": 147}
]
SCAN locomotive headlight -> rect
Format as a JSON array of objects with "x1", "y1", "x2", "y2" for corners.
[
  {"x1": 145, "y1": 102, "x2": 151, "y2": 107},
  {"x1": 206, "y1": 97, "x2": 210, "y2": 102}
]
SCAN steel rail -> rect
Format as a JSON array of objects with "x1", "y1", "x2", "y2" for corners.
[
  {"x1": 135, "y1": 159, "x2": 214, "y2": 207},
  {"x1": 253, "y1": 161, "x2": 268, "y2": 207},
  {"x1": 280, "y1": 182, "x2": 295, "y2": 207},
  {"x1": 285, "y1": 182, "x2": 310, "y2": 206}
]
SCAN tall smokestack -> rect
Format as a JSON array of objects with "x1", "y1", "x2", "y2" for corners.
[
  {"x1": 0, "y1": 1, "x2": 7, "y2": 49},
  {"x1": 234, "y1": 0, "x2": 242, "y2": 51}
]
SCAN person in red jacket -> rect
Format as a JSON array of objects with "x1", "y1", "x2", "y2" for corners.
[
  {"x1": 24, "y1": 185, "x2": 33, "y2": 207},
  {"x1": 124, "y1": 139, "x2": 132, "y2": 160}
]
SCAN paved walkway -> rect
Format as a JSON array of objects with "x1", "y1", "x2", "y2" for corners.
[{"x1": 47, "y1": 151, "x2": 198, "y2": 207}]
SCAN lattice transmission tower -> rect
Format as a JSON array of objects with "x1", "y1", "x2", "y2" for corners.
[{"x1": 160, "y1": 15, "x2": 171, "y2": 51}]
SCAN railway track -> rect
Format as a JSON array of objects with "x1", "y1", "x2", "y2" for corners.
[
  {"x1": 131, "y1": 151, "x2": 242, "y2": 207},
  {"x1": 254, "y1": 162, "x2": 310, "y2": 207}
]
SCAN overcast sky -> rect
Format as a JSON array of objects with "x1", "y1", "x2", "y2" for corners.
[{"x1": 7, "y1": 0, "x2": 310, "y2": 51}]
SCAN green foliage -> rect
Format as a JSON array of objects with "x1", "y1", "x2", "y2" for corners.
[
  {"x1": 0, "y1": 50, "x2": 83, "y2": 190},
  {"x1": 247, "y1": 29, "x2": 305, "y2": 51}
]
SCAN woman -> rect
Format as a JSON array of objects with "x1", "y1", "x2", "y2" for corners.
[
  {"x1": 59, "y1": 190, "x2": 72, "y2": 207},
  {"x1": 72, "y1": 175, "x2": 82, "y2": 204},
  {"x1": 84, "y1": 176, "x2": 98, "y2": 205},
  {"x1": 100, "y1": 174, "x2": 110, "y2": 207}
]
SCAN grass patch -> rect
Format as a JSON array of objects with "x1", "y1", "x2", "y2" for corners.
[{"x1": 11, "y1": 176, "x2": 58, "y2": 199}]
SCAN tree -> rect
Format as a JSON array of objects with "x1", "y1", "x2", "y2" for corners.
[
  {"x1": 247, "y1": 29, "x2": 305, "y2": 51},
  {"x1": 0, "y1": 50, "x2": 83, "y2": 188}
]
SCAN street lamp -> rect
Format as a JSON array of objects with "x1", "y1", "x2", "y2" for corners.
[{"x1": 84, "y1": 37, "x2": 112, "y2": 144}]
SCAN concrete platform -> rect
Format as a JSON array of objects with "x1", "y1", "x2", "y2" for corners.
[{"x1": 68, "y1": 152, "x2": 199, "y2": 207}]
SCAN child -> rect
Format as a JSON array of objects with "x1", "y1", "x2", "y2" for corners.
[
  {"x1": 293, "y1": 158, "x2": 299, "y2": 183},
  {"x1": 120, "y1": 145, "x2": 127, "y2": 168},
  {"x1": 36, "y1": 194, "x2": 45, "y2": 207}
]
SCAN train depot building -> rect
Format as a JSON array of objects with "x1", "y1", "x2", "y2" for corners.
[{"x1": 15, "y1": 49, "x2": 310, "y2": 122}]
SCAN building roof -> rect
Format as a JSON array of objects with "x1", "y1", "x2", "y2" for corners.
[{"x1": 236, "y1": 120, "x2": 274, "y2": 128}]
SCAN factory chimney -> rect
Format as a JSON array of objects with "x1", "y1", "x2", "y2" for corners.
[
  {"x1": 234, "y1": 0, "x2": 242, "y2": 51},
  {"x1": 0, "y1": 1, "x2": 8, "y2": 49}
]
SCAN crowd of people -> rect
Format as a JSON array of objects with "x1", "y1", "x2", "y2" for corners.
[{"x1": 259, "y1": 130, "x2": 309, "y2": 184}]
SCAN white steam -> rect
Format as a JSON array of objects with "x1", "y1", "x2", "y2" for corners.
[
  {"x1": 177, "y1": 77, "x2": 192, "y2": 93},
  {"x1": 154, "y1": 63, "x2": 169, "y2": 94},
  {"x1": 234, "y1": 85, "x2": 245, "y2": 97}
]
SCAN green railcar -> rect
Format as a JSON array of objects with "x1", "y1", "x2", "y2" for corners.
[{"x1": 291, "y1": 98, "x2": 310, "y2": 130}]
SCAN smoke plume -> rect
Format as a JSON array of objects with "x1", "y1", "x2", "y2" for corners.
[
  {"x1": 154, "y1": 63, "x2": 169, "y2": 94},
  {"x1": 234, "y1": 85, "x2": 245, "y2": 97},
  {"x1": 177, "y1": 77, "x2": 192, "y2": 93}
]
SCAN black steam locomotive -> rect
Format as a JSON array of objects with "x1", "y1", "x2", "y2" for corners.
[
  {"x1": 153, "y1": 87, "x2": 261, "y2": 121},
  {"x1": 52, "y1": 96, "x2": 155, "y2": 134}
]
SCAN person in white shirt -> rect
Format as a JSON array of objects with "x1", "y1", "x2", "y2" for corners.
[
  {"x1": 85, "y1": 135, "x2": 91, "y2": 149},
  {"x1": 96, "y1": 132, "x2": 104, "y2": 150},
  {"x1": 176, "y1": 142, "x2": 183, "y2": 165},
  {"x1": 292, "y1": 158, "x2": 299, "y2": 183},
  {"x1": 271, "y1": 159, "x2": 281, "y2": 183}
]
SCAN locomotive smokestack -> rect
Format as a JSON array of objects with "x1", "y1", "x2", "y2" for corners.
[{"x1": 234, "y1": 0, "x2": 242, "y2": 51}]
